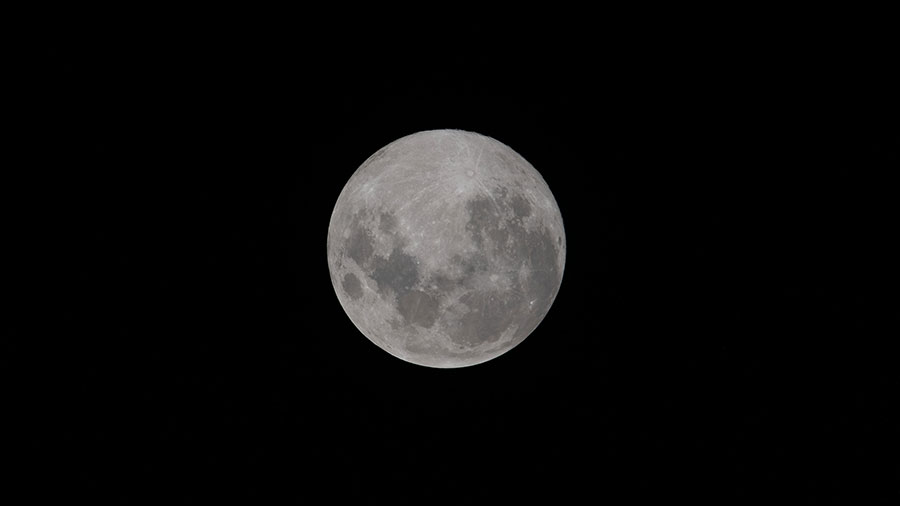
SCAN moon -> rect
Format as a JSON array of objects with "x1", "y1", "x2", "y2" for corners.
[{"x1": 327, "y1": 129, "x2": 566, "y2": 368}]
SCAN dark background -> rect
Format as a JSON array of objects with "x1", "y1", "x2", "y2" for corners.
[{"x1": 17, "y1": 13, "x2": 896, "y2": 502}]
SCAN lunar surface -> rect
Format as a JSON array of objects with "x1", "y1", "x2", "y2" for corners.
[{"x1": 327, "y1": 129, "x2": 565, "y2": 368}]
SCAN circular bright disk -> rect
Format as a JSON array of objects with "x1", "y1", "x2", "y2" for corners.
[{"x1": 327, "y1": 129, "x2": 565, "y2": 368}]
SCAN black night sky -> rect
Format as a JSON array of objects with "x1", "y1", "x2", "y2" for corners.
[{"x1": 18, "y1": 14, "x2": 897, "y2": 502}]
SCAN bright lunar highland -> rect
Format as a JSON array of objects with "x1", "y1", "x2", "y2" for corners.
[{"x1": 327, "y1": 129, "x2": 565, "y2": 368}]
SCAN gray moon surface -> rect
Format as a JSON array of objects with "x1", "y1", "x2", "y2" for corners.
[{"x1": 327, "y1": 129, "x2": 565, "y2": 368}]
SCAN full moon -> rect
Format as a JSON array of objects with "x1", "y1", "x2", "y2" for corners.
[{"x1": 327, "y1": 129, "x2": 565, "y2": 368}]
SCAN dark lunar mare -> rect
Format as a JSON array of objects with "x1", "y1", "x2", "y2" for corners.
[
  {"x1": 341, "y1": 272, "x2": 363, "y2": 300},
  {"x1": 342, "y1": 211, "x2": 444, "y2": 330},
  {"x1": 370, "y1": 247, "x2": 419, "y2": 295},
  {"x1": 396, "y1": 290, "x2": 440, "y2": 328},
  {"x1": 442, "y1": 186, "x2": 560, "y2": 348},
  {"x1": 345, "y1": 214, "x2": 376, "y2": 268}
]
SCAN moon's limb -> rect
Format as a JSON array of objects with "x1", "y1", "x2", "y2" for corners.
[{"x1": 327, "y1": 129, "x2": 565, "y2": 368}]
